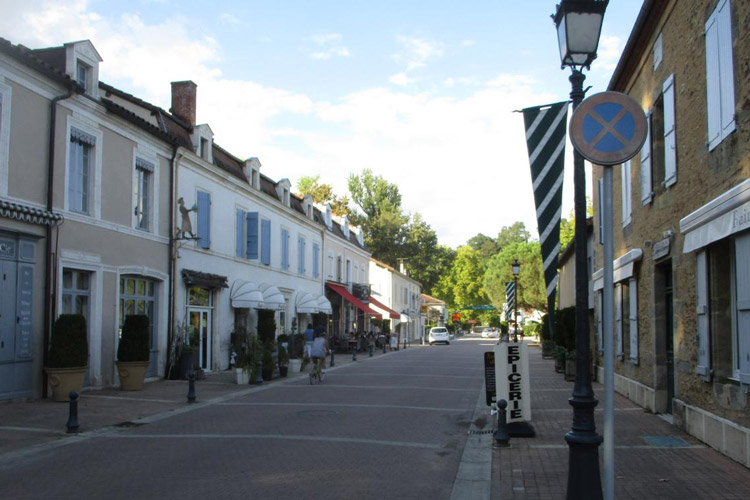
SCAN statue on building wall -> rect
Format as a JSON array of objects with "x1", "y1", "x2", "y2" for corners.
[{"x1": 176, "y1": 197, "x2": 198, "y2": 239}]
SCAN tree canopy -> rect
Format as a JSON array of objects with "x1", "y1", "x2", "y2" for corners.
[
  {"x1": 296, "y1": 175, "x2": 351, "y2": 216},
  {"x1": 482, "y1": 241, "x2": 546, "y2": 312}
]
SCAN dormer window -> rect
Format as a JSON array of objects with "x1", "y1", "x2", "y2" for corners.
[
  {"x1": 244, "y1": 157, "x2": 261, "y2": 190},
  {"x1": 276, "y1": 179, "x2": 292, "y2": 207},
  {"x1": 252, "y1": 170, "x2": 258, "y2": 188},
  {"x1": 76, "y1": 61, "x2": 90, "y2": 91},
  {"x1": 200, "y1": 137, "x2": 208, "y2": 160},
  {"x1": 193, "y1": 124, "x2": 213, "y2": 163}
]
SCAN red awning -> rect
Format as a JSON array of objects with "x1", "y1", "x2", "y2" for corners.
[
  {"x1": 368, "y1": 296, "x2": 400, "y2": 319},
  {"x1": 325, "y1": 282, "x2": 382, "y2": 319}
]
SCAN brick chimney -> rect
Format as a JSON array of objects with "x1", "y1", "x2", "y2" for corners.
[{"x1": 170, "y1": 81, "x2": 197, "y2": 126}]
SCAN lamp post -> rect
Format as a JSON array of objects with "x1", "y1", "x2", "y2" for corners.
[
  {"x1": 553, "y1": 1, "x2": 608, "y2": 499},
  {"x1": 511, "y1": 259, "x2": 520, "y2": 342}
]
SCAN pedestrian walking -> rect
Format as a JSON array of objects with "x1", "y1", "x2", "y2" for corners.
[{"x1": 303, "y1": 323, "x2": 315, "y2": 360}]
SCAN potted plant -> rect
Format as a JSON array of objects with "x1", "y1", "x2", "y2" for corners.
[
  {"x1": 117, "y1": 314, "x2": 151, "y2": 390},
  {"x1": 177, "y1": 324, "x2": 199, "y2": 380},
  {"x1": 278, "y1": 344, "x2": 289, "y2": 377},
  {"x1": 553, "y1": 345, "x2": 566, "y2": 373},
  {"x1": 231, "y1": 328, "x2": 256, "y2": 384},
  {"x1": 45, "y1": 314, "x2": 88, "y2": 402}
]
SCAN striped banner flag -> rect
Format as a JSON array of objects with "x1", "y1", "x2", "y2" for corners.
[
  {"x1": 505, "y1": 282, "x2": 515, "y2": 322},
  {"x1": 521, "y1": 101, "x2": 568, "y2": 341}
]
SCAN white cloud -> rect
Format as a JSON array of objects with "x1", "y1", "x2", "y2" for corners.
[
  {"x1": 0, "y1": 1, "x2": 564, "y2": 248},
  {"x1": 306, "y1": 33, "x2": 350, "y2": 60},
  {"x1": 389, "y1": 72, "x2": 415, "y2": 87},
  {"x1": 392, "y1": 35, "x2": 444, "y2": 72},
  {"x1": 596, "y1": 34, "x2": 624, "y2": 73}
]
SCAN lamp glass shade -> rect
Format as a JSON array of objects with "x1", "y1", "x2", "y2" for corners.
[
  {"x1": 555, "y1": 1, "x2": 607, "y2": 68},
  {"x1": 512, "y1": 261, "x2": 520, "y2": 276}
]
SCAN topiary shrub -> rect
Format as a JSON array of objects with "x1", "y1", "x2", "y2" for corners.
[
  {"x1": 118, "y1": 314, "x2": 150, "y2": 362},
  {"x1": 48, "y1": 314, "x2": 88, "y2": 368}
]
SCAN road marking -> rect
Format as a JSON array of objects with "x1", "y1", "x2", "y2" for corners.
[
  {"x1": 218, "y1": 402, "x2": 470, "y2": 412},
  {"x1": 279, "y1": 384, "x2": 471, "y2": 392},
  {"x1": 82, "y1": 394, "x2": 178, "y2": 404},
  {"x1": 339, "y1": 372, "x2": 481, "y2": 380},
  {"x1": 107, "y1": 433, "x2": 444, "y2": 449},
  {"x1": 513, "y1": 444, "x2": 707, "y2": 450}
]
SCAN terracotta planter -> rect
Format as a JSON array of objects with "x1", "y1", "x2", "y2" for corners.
[
  {"x1": 46, "y1": 366, "x2": 87, "y2": 402},
  {"x1": 117, "y1": 361, "x2": 150, "y2": 391}
]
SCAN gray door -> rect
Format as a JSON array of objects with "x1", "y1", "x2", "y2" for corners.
[{"x1": 0, "y1": 260, "x2": 16, "y2": 364}]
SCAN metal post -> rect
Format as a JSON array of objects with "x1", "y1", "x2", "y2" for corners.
[
  {"x1": 603, "y1": 165, "x2": 615, "y2": 500},
  {"x1": 494, "y1": 399, "x2": 510, "y2": 447},
  {"x1": 330, "y1": 348, "x2": 335, "y2": 367},
  {"x1": 352, "y1": 344, "x2": 357, "y2": 361},
  {"x1": 187, "y1": 372, "x2": 196, "y2": 403},
  {"x1": 565, "y1": 68, "x2": 603, "y2": 500},
  {"x1": 66, "y1": 391, "x2": 80, "y2": 433},
  {"x1": 255, "y1": 361, "x2": 263, "y2": 384}
]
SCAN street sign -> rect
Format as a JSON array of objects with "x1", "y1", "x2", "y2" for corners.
[
  {"x1": 569, "y1": 91, "x2": 647, "y2": 166},
  {"x1": 484, "y1": 352, "x2": 496, "y2": 406},
  {"x1": 494, "y1": 341, "x2": 531, "y2": 422}
]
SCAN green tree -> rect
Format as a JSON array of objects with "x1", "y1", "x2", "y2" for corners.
[
  {"x1": 559, "y1": 198, "x2": 593, "y2": 251},
  {"x1": 467, "y1": 233, "x2": 500, "y2": 261},
  {"x1": 434, "y1": 246, "x2": 489, "y2": 316},
  {"x1": 347, "y1": 169, "x2": 409, "y2": 265},
  {"x1": 496, "y1": 222, "x2": 532, "y2": 249},
  {"x1": 297, "y1": 175, "x2": 351, "y2": 216},
  {"x1": 400, "y1": 214, "x2": 454, "y2": 293},
  {"x1": 483, "y1": 241, "x2": 546, "y2": 313}
]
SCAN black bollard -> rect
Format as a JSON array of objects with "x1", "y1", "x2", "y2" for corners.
[
  {"x1": 382, "y1": 341, "x2": 387, "y2": 354},
  {"x1": 187, "y1": 371, "x2": 197, "y2": 403},
  {"x1": 255, "y1": 361, "x2": 263, "y2": 384},
  {"x1": 494, "y1": 399, "x2": 510, "y2": 447},
  {"x1": 403, "y1": 338, "x2": 407, "y2": 350},
  {"x1": 330, "y1": 349, "x2": 335, "y2": 367},
  {"x1": 352, "y1": 345, "x2": 357, "y2": 361},
  {"x1": 66, "y1": 391, "x2": 80, "y2": 434},
  {"x1": 369, "y1": 344, "x2": 374, "y2": 357}
]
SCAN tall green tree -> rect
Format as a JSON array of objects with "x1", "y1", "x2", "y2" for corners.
[
  {"x1": 434, "y1": 246, "x2": 489, "y2": 316},
  {"x1": 347, "y1": 169, "x2": 409, "y2": 265},
  {"x1": 467, "y1": 233, "x2": 500, "y2": 261},
  {"x1": 296, "y1": 175, "x2": 351, "y2": 216},
  {"x1": 401, "y1": 214, "x2": 454, "y2": 294},
  {"x1": 496, "y1": 222, "x2": 532, "y2": 249},
  {"x1": 483, "y1": 241, "x2": 546, "y2": 312}
]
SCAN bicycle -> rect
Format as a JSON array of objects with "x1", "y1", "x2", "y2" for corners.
[{"x1": 309, "y1": 357, "x2": 325, "y2": 384}]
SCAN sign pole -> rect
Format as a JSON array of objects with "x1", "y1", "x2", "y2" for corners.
[{"x1": 602, "y1": 165, "x2": 615, "y2": 500}]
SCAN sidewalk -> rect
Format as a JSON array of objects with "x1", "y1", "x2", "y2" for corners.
[
  {"x1": 0, "y1": 342, "x2": 405, "y2": 456},
  {"x1": 492, "y1": 344, "x2": 750, "y2": 499}
]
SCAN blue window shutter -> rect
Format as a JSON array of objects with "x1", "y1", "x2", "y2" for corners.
[
  {"x1": 313, "y1": 244, "x2": 320, "y2": 278},
  {"x1": 261, "y1": 219, "x2": 271, "y2": 265},
  {"x1": 197, "y1": 191, "x2": 210, "y2": 249},
  {"x1": 281, "y1": 229, "x2": 289, "y2": 269},
  {"x1": 246, "y1": 212, "x2": 259, "y2": 259},
  {"x1": 235, "y1": 209, "x2": 244, "y2": 258}
]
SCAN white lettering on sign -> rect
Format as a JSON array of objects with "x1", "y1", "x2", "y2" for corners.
[{"x1": 733, "y1": 205, "x2": 750, "y2": 231}]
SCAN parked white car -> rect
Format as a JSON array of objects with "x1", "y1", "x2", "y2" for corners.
[
  {"x1": 481, "y1": 327, "x2": 499, "y2": 338},
  {"x1": 428, "y1": 327, "x2": 450, "y2": 345}
]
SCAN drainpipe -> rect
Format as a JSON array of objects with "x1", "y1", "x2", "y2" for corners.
[
  {"x1": 42, "y1": 88, "x2": 75, "y2": 398},
  {"x1": 165, "y1": 145, "x2": 183, "y2": 379}
]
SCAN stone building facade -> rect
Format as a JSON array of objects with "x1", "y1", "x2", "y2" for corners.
[{"x1": 592, "y1": 0, "x2": 750, "y2": 467}]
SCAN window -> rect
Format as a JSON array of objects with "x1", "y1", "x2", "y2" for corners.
[
  {"x1": 200, "y1": 138, "x2": 209, "y2": 160},
  {"x1": 313, "y1": 243, "x2": 320, "y2": 279},
  {"x1": 281, "y1": 228, "x2": 289, "y2": 269},
  {"x1": 641, "y1": 74, "x2": 676, "y2": 198},
  {"x1": 196, "y1": 191, "x2": 211, "y2": 249},
  {"x1": 705, "y1": 0, "x2": 736, "y2": 151},
  {"x1": 337, "y1": 255, "x2": 342, "y2": 282},
  {"x1": 235, "y1": 209, "x2": 245, "y2": 258},
  {"x1": 134, "y1": 159, "x2": 153, "y2": 231},
  {"x1": 119, "y1": 276, "x2": 156, "y2": 362},
  {"x1": 621, "y1": 160, "x2": 632, "y2": 227},
  {"x1": 246, "y1": 212, "x2": 259, "y2": 259},
  {"x1": 699, "y1": 234, "x2": 750, "y2": 385},
  {"x1": 69, "y1": 128, "x2": 95, "y2": 214},
  {"x1": 76, "y1": 61, "x2": 89, "y2": 92},
  {"x1": 652, "y1": 32, "x2": 663, "y2": 70},
  {"x1": 328, "y1": 252, "x2": 334, "y2": 279},
  {"x1": 640, "y1": 111, "x2": 653, "y2": 205},
  {"x1": 0, "y1": 83, "x2": 10, "y2": 197},
  {"x1": 260, "y1": 219, "x2": 271, "y2": 265},
  {"x1": 346, "y1": 259, "x2": 351, "y2": 285},
  {"x1": 62, "y1": 269, "x2": 91, "y2": 317},
  {"x1": 297, "y1": 236, "x2": 306, "y2": 275}
]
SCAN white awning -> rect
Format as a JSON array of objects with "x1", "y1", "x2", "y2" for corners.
[
  {"x1": 593, "y1": 248, "x2": 643, "y2": 291},
  {"x1": 400, "y1": 314, "x2": 410, "y2": 322},
  {"x1": 258, "y1": 283, "x2": 286, "y2": 311},
  {"x1": 295, "y1": 292, "x2": 318, "y2": 314},
  {"x1": 316, "y1": 295, "x2": 332, "y2": 315},
  {"x1": 229, "y1": 280, "x2": 264, "y2": 309}
]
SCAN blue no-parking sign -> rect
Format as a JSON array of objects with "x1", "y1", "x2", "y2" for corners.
[{"x1": 569, "y1": 92, "x2": 647, "y2": 166}]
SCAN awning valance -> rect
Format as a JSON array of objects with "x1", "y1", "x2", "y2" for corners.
[
  {"x1": 182, "y1": 269, "x2": 228, "y2": 289},
  {"x1": 326, "y1": 282, "x2": 382, "y2": 319},
  {"x1": 258, "y1": 283, "x2": 285, "y2": 311},
  {"x1": 0, "y1": 200, "x2": 63, "y2": 226},
  {"x1": 368, "y1": 296, "x2": 400, "y2": 319},
  {"x1": 230, "y1": 280, "x2": 264, "y2": 309},
  {"x1": 316, "y1": 295, "x2": 333, "y2": 315},
  {"x1": 295, "y1": 292, "x2": 318, "y2": 314}
]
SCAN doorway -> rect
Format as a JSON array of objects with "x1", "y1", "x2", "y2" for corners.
[
  {"x1": 654, "y1": 261, "x2": 675, "y2": 414},
  {"x1": 187, "y1": 287, "x2": 212, "y2": 371}
]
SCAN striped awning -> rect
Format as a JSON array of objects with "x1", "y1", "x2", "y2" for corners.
[
  {"x1": 0, "y1": 200, "x2": 63, "y2": 226},
  {"x1": 295, "y1": 292, "x2": 318, "y2": 314},
  {"x1": 325, "y1": 282, "x2": 382, "y2": 319},
  {"x1": 258, "y1": 283, "x2": 286, "y2": 311},
  {"x1": 368, "y1": 296, "x2": 400, "y2": 319},
  {"x1": 316, "y1": 295, "x2": 333, "y2": 315},
  {"x1": 229, "y1": 280, "x2": 264, "y2": 309}
]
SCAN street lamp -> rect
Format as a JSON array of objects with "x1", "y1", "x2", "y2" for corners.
[
  {"x1": 511, "y1": 259, "x2": 520, "y2": 342},
  {"x1": 553, "y1": 1, "x2": 608, "y2": 499}
]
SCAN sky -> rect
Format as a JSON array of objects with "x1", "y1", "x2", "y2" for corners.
[{"x1": 0, "y1": 0, "x2": 642, "y2": 248}]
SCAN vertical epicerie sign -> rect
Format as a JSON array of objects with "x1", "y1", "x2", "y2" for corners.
[{"x1": 494, "y1": 342, "x2": 531, "y2": 422}]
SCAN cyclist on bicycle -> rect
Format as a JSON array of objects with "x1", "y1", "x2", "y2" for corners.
[{"x1": 310, "y1": 330, "x2": 330, "y2": 377}]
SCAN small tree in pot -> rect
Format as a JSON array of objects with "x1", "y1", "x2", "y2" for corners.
[
  {"x1": 117, "y1": 315, "x2": 151, "y2": 390},
  {"x1": 46, "y1": 314, "x2": 89, "y2": 402}
]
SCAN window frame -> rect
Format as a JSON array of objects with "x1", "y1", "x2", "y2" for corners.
[
  {"x1": 65, "y1": 118, "x2": 102, "y2": 218},
  {"x1": 705, "y1": 0, "x2": 736, "y2": 151}
]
